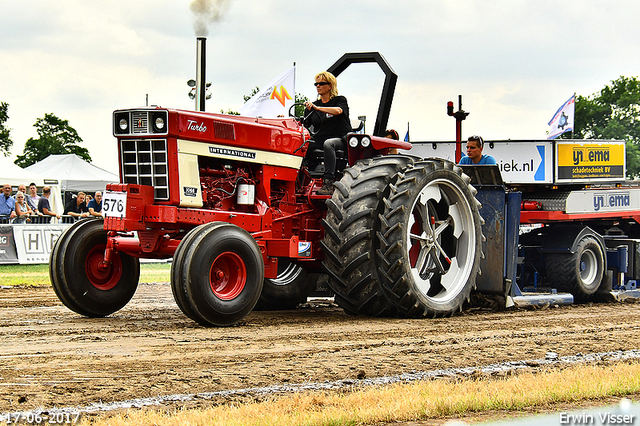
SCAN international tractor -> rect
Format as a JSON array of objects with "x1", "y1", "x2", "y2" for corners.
[{"x1": 50, "y1": 52, "x2": 640, "y2": 327}]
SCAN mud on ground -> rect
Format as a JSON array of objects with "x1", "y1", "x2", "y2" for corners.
[{"x1": 1, "y1": 283, "x2": 640, "y2": 418}]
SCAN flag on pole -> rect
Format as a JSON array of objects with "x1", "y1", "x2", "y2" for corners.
[
  {"x1": 547, "y1": 94, "x2": 575, "y2": 140},
  {"x1": 239, "y1": 66, "x2": 295, "y2": 118},
  {"x1": 404, "y1": 122, "x2": 410, "y2": 142}
]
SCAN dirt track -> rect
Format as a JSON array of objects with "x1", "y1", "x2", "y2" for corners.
[{"x1": 1, "y1": 282, "x2": 640, "y2": 416}]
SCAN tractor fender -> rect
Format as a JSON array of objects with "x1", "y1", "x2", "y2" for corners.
[{"x1": 540, "y1": 225, "x2": 606, "y2": 259}]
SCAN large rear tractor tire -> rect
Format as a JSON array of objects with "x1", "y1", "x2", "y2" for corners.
[
  {"x1": 377, "y1": 159, "x2": 483, "y2": 317},
  {"x1": 545, "y1": 236, "x2": 604, "y2": 302},
  {"x1": 50, "y1": 219, "x2": 140, "y2": 317},
  {"x1": 178, "y1": 223, "x2": 263, "y2": 326},
  {"x1": 254, "y1": 260, "x2": 318, "y2": 310},
  {"x1": 321, "y1": 155, "x2": 416, "y2": 316}
]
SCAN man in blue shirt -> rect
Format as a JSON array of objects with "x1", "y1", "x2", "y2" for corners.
[
  {"x1": 87, "y1": 191, "x2": 103, "y2": 218},
  {"x1": 459, "y1": 135, "x2": 497, "y2": 165},
  {"x1": 0, "y1": 183, "x2": 16, "y2": 222}
]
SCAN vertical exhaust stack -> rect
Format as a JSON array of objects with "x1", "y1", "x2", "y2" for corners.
[{"x1": 196, "y1": 37, "x2": 206, "y2": 112}]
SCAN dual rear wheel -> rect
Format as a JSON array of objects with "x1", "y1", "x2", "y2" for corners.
[{"x1": 322, "y1": 157, "x2": 484, "y2": 318}]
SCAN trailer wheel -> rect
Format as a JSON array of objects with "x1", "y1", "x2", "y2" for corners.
[
  {"x1": 50, "y1": 219, "x2": 140, "y2": 317},
  {"x1": 377, "y1": 159, "x2": 483, "y2": 317},
  {"x1": 180, "y1": 223, "x2": 263, "y2": 326},
  {"x1": 321, "y1": 155, "x2": 417, "y2": 316},
  {"x1": 254, "y1": 260, "x2": 317, "y2": 310},
  {"x1": 545, "y1": 236, "x2": 604, "y2": 301}
]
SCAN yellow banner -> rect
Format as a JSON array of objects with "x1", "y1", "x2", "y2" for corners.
[{"x1": 557, "y1": 142, "x2": 625, "y2": 167}]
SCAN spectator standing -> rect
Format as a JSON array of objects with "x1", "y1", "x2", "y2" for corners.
[
  {"x1": 87, "y1": 191, "x2": 103, "y2": 218},
  {"x1": 64, "y1": 192, "x2": 90, "y2": 220},
  {"x1": 0, "y1": 183, "x2": 16, "y2": 222},
  {"x1": 38, "y1": 186, "x2": 61, "y2": 222},
  {"x1": 26, "y1": 183, "x2": 41, "y2": 214},
  {"x1": 385, "y1": 129, "x2": 400, "y2": 155},
  {"x1": 13, "y1": 184, "x2": 27, "y2": 200},
  {"x1": 13, "y1": 191, "x2": 33, "y2": 223}
]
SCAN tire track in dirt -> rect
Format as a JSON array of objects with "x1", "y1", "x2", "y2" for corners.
[{"x1": 1, "y1": 283, "x2": 639, "y2": 412}]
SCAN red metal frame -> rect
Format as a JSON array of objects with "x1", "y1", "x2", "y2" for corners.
[
  {"x1": 106, "y1": 107, "x2": 411, "y2": 279},
  {"x1": 520, "y1": 209, "x2": 640, "y2": 225}
]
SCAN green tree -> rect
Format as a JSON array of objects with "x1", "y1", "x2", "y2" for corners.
[
  {"x1": 294, "y1": 92, "x2": 310, "y2": 117},
  {"x1": 567, "y1": 76, "x2": 640, "y2": 178},
  {"x1": 0, "y1": 102, "x2": 13, "y2": 157},
  {"x1": 243, "y1": 86, "x2": 261, "y2": 103},
  {"x1": 14, "y1": 113, "x2": 91, "y2": 168}
]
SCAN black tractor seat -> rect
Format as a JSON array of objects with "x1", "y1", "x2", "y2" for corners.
[
  {"x1": 304, "y1": 118, "x2": 363, "y2": 177},
  {"x1": 305, "y1": 145, "x2": 347, "y2": 177}
]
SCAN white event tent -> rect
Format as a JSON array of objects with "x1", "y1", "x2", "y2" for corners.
[
  {"x1": 0, "y1": 156, "x2": 63, "y2": 215},
  {"x1": 0, "y1": 155, "x2": 46, "y2": 187},
  {"x1": 25, "y1": 154, "x2": 119, "y2": 193}
]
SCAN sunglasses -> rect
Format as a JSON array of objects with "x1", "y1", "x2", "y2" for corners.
[
  {"x1": 468, "y1": 135, "x2": 484, "y2": 147},
  {"x1": 314, "y1": 82, "x2": 329, "y2": 87}
]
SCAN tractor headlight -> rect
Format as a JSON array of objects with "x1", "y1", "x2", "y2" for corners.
[
  {"x1": 360, "y1": 136, "x2": 371, "y2": 148},
  {"x1": 348, "y1": 136, "x2": 359, "y2": 148},
  {"x1": 114, "y1": 112, "x2": 130, "y2": 135},
  {"x1": 151, "y1": 111, "x2": 168, "y2": 133},
  {"x1": 154, "y1": 116, "x2": 165, "y2": 131}
]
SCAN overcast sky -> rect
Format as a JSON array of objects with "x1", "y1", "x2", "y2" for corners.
[{"x1": 1, "y1": 0, "x2": 639, "y2": 174}]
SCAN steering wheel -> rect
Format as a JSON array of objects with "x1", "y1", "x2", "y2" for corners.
[{"x1": 289, "y1": 102, "x2": 323, "y2": 137}]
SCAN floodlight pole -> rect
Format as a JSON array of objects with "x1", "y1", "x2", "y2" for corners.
[{"x1": 447, "y1": 95, "x2": 469, "y2": 163}]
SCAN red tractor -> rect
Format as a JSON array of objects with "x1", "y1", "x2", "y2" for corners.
[{"x1": 50, "y1": 53, "x2": 484, "y2": 326}]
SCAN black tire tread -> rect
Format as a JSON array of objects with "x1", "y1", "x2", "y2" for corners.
[
  {"x1": 545, "y1": 236, "x2": 604, "y2": 302},
  {"x1": 181, "y1": 223, "x2": 263, "y2": 326},
  {"x1": 376, "y1": 159, "x2": 483, "y2": 318},
  {"x1": 321, "y1": 155, "x2": 415, "y2": 316},
  {"x1": 171, "y1": 223, "x2": 226, "y2": 323},
  {"x1": 50, "y1": 219, "x2": 139, "y2": 317}
]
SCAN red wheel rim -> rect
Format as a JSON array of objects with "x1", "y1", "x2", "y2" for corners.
[
  {"x1": 85, "y1": 244, "x2": 123, "y2": 291},
  {"x1": 209, "y1": 251, "x2": 246, "y2": 300},
  {"x1": 409, "y1": 212, "x2": 423, "y2": 266}
]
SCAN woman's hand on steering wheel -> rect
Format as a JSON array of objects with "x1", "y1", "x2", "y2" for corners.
[{"x1": 289, "y1": 102, "x2": 323, "y2": 137}]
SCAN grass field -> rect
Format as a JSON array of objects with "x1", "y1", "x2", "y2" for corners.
[
  {"x1": 0, "y1": 262, "x2": 171, "y2": 286},
  {"x1": 84, "y1": 361, "x2": 640, "y2": 425},
  {"x1": 4, "y1": 263, "x2": 640, "y2": 425}
]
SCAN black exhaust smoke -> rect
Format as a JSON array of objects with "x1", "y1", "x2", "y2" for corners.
[{"x1": 196, "y1": 37, "x2": 206, "y2": 112}]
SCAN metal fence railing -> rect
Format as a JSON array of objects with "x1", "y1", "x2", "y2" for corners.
[{"x1": 0, "y1": 215, "x2": 92, "y2": 225}]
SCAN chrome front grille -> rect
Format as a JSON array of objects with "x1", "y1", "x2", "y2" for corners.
[
  {"x1": 121, "y1": 139, "x2": 169, "y2": 200},
  {"x1": 132, "y1": 112, "x2": 149, "y2": 134}
]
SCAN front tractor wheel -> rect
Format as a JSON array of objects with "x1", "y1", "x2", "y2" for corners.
[
  {"x1": 50, "y1": 219, "x2": 140, "y2": 317},
  {"x1": 377, "y1": 160, "x2": 483, "y2": 317},
  {"x1": 177, "y1": 223, "x2": 263, "y2": 326}
]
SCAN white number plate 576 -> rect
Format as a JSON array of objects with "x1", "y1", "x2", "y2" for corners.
[{"x1": 102, "y1": 192, "x2": 127, "y2": 218}]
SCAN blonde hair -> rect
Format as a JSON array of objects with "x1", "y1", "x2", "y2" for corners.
[{"x1": 315, "y1": 71, "x2": 339, "y2": 99}]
